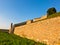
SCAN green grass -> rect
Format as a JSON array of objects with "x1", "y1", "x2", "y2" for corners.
[
  {"x1": 0, "y1": 31, "x2": 46, "y2": 45},
  {"x1": 47, "y1": 12, "x2": 60, "y2": 18}
]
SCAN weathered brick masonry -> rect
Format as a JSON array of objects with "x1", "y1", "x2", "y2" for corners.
[{"x1": 10, "y1": 16, "x2": 60, "y2": 45}]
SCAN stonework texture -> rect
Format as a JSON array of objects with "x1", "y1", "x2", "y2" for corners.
[{"x1": 14, "y1": 16, "x2": 60, "y2": 45}]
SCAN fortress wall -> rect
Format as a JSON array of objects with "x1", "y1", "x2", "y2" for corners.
[
  {"x1": 26, "y1": 20, "x2": 33, "y2": 24},
  {"x1": 33, "y1": 15, "x2": 47, "y2": 22},
  {"x1": 14, "y1": 16, "x2": 60, "y2": 45}
]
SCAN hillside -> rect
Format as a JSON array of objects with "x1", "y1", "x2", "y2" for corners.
[{"x1": 0, "y1": 31, "x2": 46, "y2": 45}]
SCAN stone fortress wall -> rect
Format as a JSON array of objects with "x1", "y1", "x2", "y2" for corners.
[{"x1": 9, "y1": 15, "x2": 60, "y2": 45}]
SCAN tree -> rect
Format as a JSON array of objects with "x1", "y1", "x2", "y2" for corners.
[{"x1": 47, "y1": 7, "x2": 57, "y2": 17}]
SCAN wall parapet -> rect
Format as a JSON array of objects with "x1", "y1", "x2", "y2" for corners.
[{"x1": 26, "y1": 20, "x2": 33, "y2": 24}]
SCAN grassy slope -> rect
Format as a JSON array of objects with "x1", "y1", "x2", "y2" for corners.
[{"x1": 0, "y1": 31, "x2": 46, "y2": 45}]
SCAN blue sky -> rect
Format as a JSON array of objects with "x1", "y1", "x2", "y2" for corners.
[{"x1": 0, "y1": 0, "x2": 60, "y2": 29}]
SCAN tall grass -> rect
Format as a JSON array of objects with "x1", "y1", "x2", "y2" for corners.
[{"x1": 0, "y1": 31, "x2": 46, "y2": 45}]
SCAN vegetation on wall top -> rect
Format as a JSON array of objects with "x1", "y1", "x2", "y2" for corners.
[
  {"x1": 47, "y1": 12, "x2": 60, "y2": 18},
  {"x1": 47, "y1": 7, "x2": 57, "y2": 17}
]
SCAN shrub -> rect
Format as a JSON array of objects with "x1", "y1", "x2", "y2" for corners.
[{"x1": 47, "y1": 7, "x2": 57, "y2": 17}]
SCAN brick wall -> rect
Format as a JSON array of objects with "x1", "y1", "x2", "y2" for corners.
[{"x1": 14, "y1": 16, "x2": 60, "y2": 45}]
